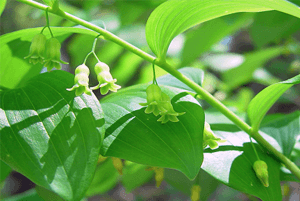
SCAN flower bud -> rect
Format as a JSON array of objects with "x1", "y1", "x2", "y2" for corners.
[
  {"x1": 112, "y1": 157, "x2": 123, "y2": 175},
  {"x1": 44, "y1": 37, "x2": 68, "y2": 71},
  {"x1": 94, "y1": 61, "x2": 110, "y2": 74},
  {"x1": 191, "y1": 185, "x2": 201, "y2": 201},
  {"x1": 24, "y1": 33, "x2": 47, "y2": 65},
  {"x1": 203, "y1": 122, "x2": 226, "y2": 149},
  {"x1": 67, "y1": 64, "x2": 92, "y2": 96},
  {"x1": 91, "y1": 62, "x2": 121, "y2": 95},
  {"x1": 253, "y1": 160, "x2": 269, "y2": 187}
]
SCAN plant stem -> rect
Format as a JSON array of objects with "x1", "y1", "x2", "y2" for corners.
[
  {"x1": 45, "y1": 8, "x2": 54, "y2": 37},
  {"x1": 250, "y1": 137, "x2": 260, "y2": 161},
  {"x1": 17, "y1": 0, "x2": 300, "y2": 180}
]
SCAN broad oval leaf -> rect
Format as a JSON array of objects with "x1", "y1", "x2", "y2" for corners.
[
  {"x1": 100, "y1": 84, "x2": 204, "y2": 180},
  {"x1": 0, "y1": 71, "x2": 105, "y2": 201},
  {"x1": 202, "y1": 124, "x2": 282, "y2": 201},
  {"x1": 247, "y1": 74, "x2": 300, "y2": 132},
  {"x1": 145, "y1": 0, "x2": 300, "y2": 59}
]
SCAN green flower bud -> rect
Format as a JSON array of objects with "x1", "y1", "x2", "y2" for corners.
[
  {"x1": 139, "y1": 84, "x2": 164, "y2": 116},
  {"x1": 67, "y1": 64, "x2": 92, "y2": 96},
  {"x1": 203, "y1": 122, "x2": 226, "y2": 149},
  {"x1": 44, "y1": 37, "x2": 68, "y2": 71},
  {"x1": 253, "y1": 160, "x2": 269, "y2": 187},
  {"x1": 157, "y1": 92, "x2": 185, "y2": 124},
  {"x1": 24, "y1": 33, "x2": 47, "y2": 65},
  {"x1": 91, "y1": 62, "x2": 121, "y2": 95},
  {"x1": 94, "y1": 61, "x2": 110, "y2": 74}
]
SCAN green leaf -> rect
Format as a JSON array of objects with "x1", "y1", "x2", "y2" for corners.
[
  {"x1": 1, "y1": 189, "x2": 43, "y2": 201},
  {"x1": 0, "y1": 0, "x2": 6, "y2": 16},
  {"x1": 221, "y1": 47, "x2": 284, "y2": 90},
  {"x1": 100, "y1": 84, "x2": 204, "y2": 180},
  {"x1": 164, "y1": 169, "x2": 219, "y2": 200},
  {"x1": 251, "y1": 11, "x2": 300, "y2": 48},
  {"x1": 260, "y1": 111, "x2": 300, "y2": 157},
  {"x1": 0, "y1": 71, "x2": 105, "y2": 201},
  {"x1": 0, "y1": 160, "x2": 11, "y2": 183},
  {"x1": 0, "y1": 27, "x2": 97, "y2": 89},
  {"x1": 145, "y1": 0, "x2": 300, "y2": 59},
  {"x1": 122, "y1": 161, "x2": 154, "y2": 192},
  {"x1": 156, "y1": 67, "x2": 204, "y2": 93},
  {"x1": 202, "y1": 124, "x2": 282, "y2": 201},
  {"x1": 85, "y1": 158, "x2": 119, "y2": 197},
  {"x1": 180, "y1": 13, "x2": 253, "y2": 67},
  {"x1": 35, "y1": 185, "x2": 64, "y2": 201},
  {"x1": 247, "y1": 74, "x2": 300, "y2": 132}
]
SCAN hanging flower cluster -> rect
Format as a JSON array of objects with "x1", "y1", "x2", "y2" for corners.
[
  {"x1": 140, "y1": 84, "x2": 185, "y2": 124},
  {"x1": 25, "y1": 8, "x2": 67, "y2": 70},
  {"x1": 25, "y1": 33, "x2": 68, "y2": 70},
  {"x1": 24, "y1": 6, "x2": 68, "y2": 71},
  {"x1": 67, "y1": 35, "x2": 121, "y2": 96},
  {"x1": 203, "y1": 122, "x2": 226, "y2": 149}
]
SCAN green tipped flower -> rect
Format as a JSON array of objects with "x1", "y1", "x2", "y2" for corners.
[
  {"x1": 44, "y1": 37, "x2": 68, "y2": 71},
  {"x1": 140, "y1": 84, "x2": 185, "y2": 123},
  {"x1": 157, "y1": 92, "x2": 185, "y2": 124},
  {"x1": 253, "y1": 160, "x2": 269, "y2": 187},
  {"x1": 91, "y1": 62, "x2": 121, "y2": 95},
  {"x1": 139, "y1": 84, "x2": 165, "y2": 116},
  {"x1": 203, "y1": 122, "x2": 226, "y2": 149},
  {"x1": 24, "y1": 33, "x2": 47, "y2": 65},
  {"x1": 67, "y1": 64, "x2": 92, "y2": 96}
]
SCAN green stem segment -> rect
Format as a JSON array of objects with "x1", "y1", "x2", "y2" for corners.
[
  {"x1": 250, "y1": 137, "x2": 260, "y2": 161},
  {"x1": 45, "y1": 8, "x2": 54, "y2": 37},
  {"x1": 83, "y1": 36, "x2": 101, "y2": 64},
  {"x1": 17, "y1": 0, "x2": 300, "y2": 180}
]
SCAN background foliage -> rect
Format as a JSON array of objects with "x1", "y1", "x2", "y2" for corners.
[{"x1": 0, "y1": 0, "x2": 300, "y2": 200}]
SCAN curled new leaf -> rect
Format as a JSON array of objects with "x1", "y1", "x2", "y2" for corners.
[
  {"x1": 154, "y1": 167, "x2": 164, "y2": 188},
  {"x1": 24, "y1": 33, "x2": 47, "y2": 65},
  {"x1": 191, "y1": 185, "x2": 201, "y2": 201},
  {"x1": 112, "y1": 157, "x2": 123, "y2": 175}
]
